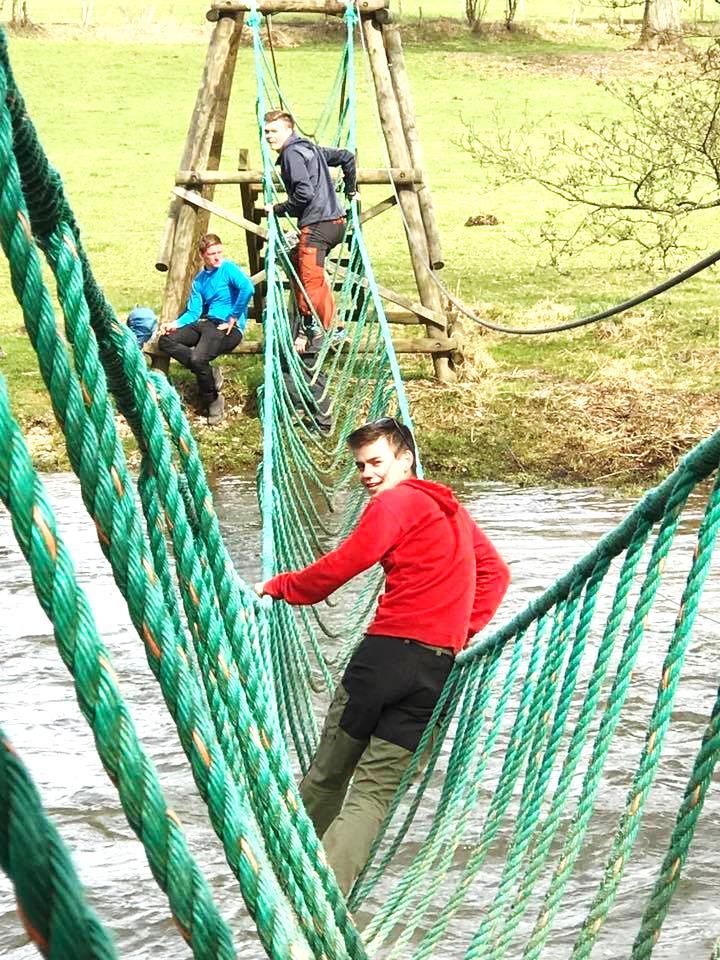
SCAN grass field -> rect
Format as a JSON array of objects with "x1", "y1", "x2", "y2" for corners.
[{"x1": 2, "y1": 12, "x2": 719, "y2": 487}]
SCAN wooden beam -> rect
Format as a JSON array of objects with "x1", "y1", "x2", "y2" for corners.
[
  {"x1": 388, "y1": 337, "x2": 458, "y2": 353},
  {"x1": 238, "y1": 148, "x2": 266, "y2": 322},
  {"x1": 325, "y1": 256, "x2": 442, "y2": 326},
  {"x1": 172, "y1": 190, "x2": 441, "y2": 324},
  {"x1": 168, "y1": 190, "x2": 444, "y2": 329},
  {"x1": 359, "y1": 195, "x2": 397, "y2": 224},
  {"x1": 156, "y1": 12, "x2": 244, "y2": 336},
  {"x1": 176, "y1": 167, "x2": 422, "y2": 186},
  {"x1": 208, "y1": 0, "x2": 387, "y2": 17},
  {"x1": 173, "y1": 187, "x2": 269, "y2": 240},
  {"x1": 385, "y1": 310, "x2": 425, "y2": 324},
  {"x1": 154, "y1": 336, "x2": 457, "y2": 356},
  {"x1": 362, "y1": 15, "x2": 453, "y2": 382},
  {"x1": 383, "y1": 22, "x2": 444, "y2": 270}
]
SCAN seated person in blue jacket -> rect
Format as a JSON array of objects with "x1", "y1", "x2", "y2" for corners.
[{"x1": 159, "y1": 233, "x2": 253, "y2": 425}]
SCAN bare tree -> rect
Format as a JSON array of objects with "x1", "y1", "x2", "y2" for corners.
[
  {"x1": 464, "y1": 0, "x2": 491, "y2": 29},
  {"x1": 505, "y1": 0, "x2": 521, "y2": 29},
  {"x1": 81, "y1": 1, "x2": 94, "y2": 27},
  {"x1": 9, "y1": 0, "x2": 30, "y2": 25},
  {"x1": 463, "y1": 47, "x2": 720, "y2": 267}
]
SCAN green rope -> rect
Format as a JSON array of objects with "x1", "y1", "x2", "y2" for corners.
[
  {"x1": 0, "y1": 727, "x2": 118, "y2": 960},
  {"x1": 0, "y1": 374, "x2": 235, "y2": 959}
]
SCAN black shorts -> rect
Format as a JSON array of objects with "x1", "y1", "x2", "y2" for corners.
[{"x1": 338, "y1": 634, "x2": 454, "y2": 752}]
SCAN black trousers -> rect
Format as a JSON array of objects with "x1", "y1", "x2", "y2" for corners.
[
  {"x1": 339, "y1": 634, "x2": 454, "y2": 752},
  {"x1": 158, "y1": 320, "x2": 242, "y2": 401},
  {"x1": 299, "y1": 633, "x2": 453, "y2": 894}
]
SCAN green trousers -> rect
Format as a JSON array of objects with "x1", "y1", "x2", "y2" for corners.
[{"x1": 299, "y1": 684, "x2": 414, "y2": 896}]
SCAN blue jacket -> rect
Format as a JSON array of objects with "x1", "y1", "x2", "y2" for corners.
[
  {"x1": 176, "y1": 260, "x2": 254, "y2": 331},
  {"x1": 274, "y1": 133, "x2": 356, "y2": 228}
]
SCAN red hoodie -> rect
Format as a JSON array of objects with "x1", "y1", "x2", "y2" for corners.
[{"x1": 263, "y1": 478, "x2": 510, "y2": 654}]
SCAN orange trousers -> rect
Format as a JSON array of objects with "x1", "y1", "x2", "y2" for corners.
[{"x1": 292, "y1": 217, "x2": 346, "y2": 329}]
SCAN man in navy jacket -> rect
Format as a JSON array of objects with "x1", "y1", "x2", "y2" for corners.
[
  {"x1": 159, "y1": 233, "x2": 253, "y2": 425},
  {"x1": 264, "y1": 110, "x2": 356, "y2": 338}
]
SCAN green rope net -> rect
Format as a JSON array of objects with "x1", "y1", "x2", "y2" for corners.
[
  {"x1": 2, "y1": 13, "x2": 720, "y2": 960},
  {"x1": 249, "y1": 3, "x2": 420, "y2": 772}
]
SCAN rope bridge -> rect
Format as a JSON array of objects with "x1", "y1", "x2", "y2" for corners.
[{"x1": 1, "y1": 13, "x2": 720, "y2": 960}]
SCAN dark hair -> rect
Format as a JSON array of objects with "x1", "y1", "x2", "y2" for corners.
[
  {"x1": 264, "y1": 109, "x2": 295, "y2": 128},
  {"x1": 199, "y1": 233, "x2": 222, "y2": 253},
  {"x1": 347, "y1": 417, "x2": 418, "y2": 476}
]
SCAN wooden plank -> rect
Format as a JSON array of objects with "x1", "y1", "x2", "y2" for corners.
[
  {"x1": 359, "y1": 195, "x2": 397, "y2": 224},
  {"x1": 237, "y1": 148, "x2": 265, "y2": 321},
  {"x1": 176, "y1": 167, "x2": 422, "y2": 186},
  {"x1": 151, "y1": 336, "x2": 456, "y2": 357},
  {"x1": 167, "y1": 189, "x2": 443, "y2": 330},
  {"x1": 389, "y1": 337, "x2": 458, "y2": 353},
  {"x1": 325, "y1": 256, "x2": 442, "y2": 326},
  {"x1": 207, "y1": 0, "x2": 387, "y2": 17},
  {"x1": 385, "y1": 310, "x2": 424, "y2": 324},
  {"x1": 173, "y1": 187, "x2": 269, "y2": 240},
  {"x1": 172, "y1": 191, "x2": 439, "y2": 324}
]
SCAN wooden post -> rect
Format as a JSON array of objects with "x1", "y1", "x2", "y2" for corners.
[
  {"x1": 237, "y1": 147, "x2": 266, "y2": 322},
  {"x1": 155, "y1": 13, "x2": 244, "y2": 331},
  {"x1": 361, "y1": 14, "x2": 455, "y2": 382},
  {"x1": 382, "y1": 21, "x2": 444, "y2": 271}
]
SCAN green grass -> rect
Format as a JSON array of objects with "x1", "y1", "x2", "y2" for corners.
[{"x1": 2, "y1": 20, "x2": 719, "y2": 487}]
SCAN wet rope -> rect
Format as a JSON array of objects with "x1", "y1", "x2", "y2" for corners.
[
  {"x1": 0, "y1": 377, "x2": 235, "y2": 960},
  {"x1": 0, "y1": 727, "x2": 118, "y2": 960}
]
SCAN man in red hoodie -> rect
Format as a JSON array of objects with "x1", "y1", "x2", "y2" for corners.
[{"x1": 255, "y1": 418, "x2": 510, "y2": 895}]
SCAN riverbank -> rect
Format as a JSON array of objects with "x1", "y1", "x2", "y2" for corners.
[
  {"x1": 2, "y1": 19, "x2": 719, "y2": 493},
  {"x1": 17, "y1": 320, "x2": 720, "y2": 494}
]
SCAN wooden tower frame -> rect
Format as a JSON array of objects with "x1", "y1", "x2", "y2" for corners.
[{"x1": 154, "y1": 0, "x2": 462, "y2": 383}]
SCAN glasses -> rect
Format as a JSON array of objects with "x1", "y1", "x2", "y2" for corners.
[{"x1": 370, "y1": 416, "x2": 416, "y2": 453}]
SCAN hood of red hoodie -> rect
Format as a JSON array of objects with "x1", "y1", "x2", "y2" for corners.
[{"x1": 398, "y1": 477, "x2": 460, "y2": 516}]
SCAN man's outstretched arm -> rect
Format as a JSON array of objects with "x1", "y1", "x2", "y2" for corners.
[{"x1": 257, "y1": 497, "x2": 400, "y2": 605}]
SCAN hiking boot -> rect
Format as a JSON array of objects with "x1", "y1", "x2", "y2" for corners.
[
  {"x1": 316, "y1": 419, "x2": 334, "y2": 436},
  {"x1": 207, "y1": 393, "x2": 225, "y2": 426},
  {"x1": 212, "y1": 366, "x2": 224, "y2": 393}
]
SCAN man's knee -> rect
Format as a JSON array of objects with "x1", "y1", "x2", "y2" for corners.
[
  {"x1": 303, "y1": 727, "x2": 367, "y2": 793},
  {"x1": 157, "y1": 333, "x2": 174, "y2": 353},
  {"x1": 187, "y1": 348, "x2": 212, "y2": 372}
]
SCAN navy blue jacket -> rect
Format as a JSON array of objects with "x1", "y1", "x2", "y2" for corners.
[{"x1": 274, "y1": 133, "x2": 356, "y2": 228}]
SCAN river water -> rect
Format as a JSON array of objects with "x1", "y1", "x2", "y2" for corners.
[{"x1": 1, "y1": 474, "x2": 719, "y2": 959}]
